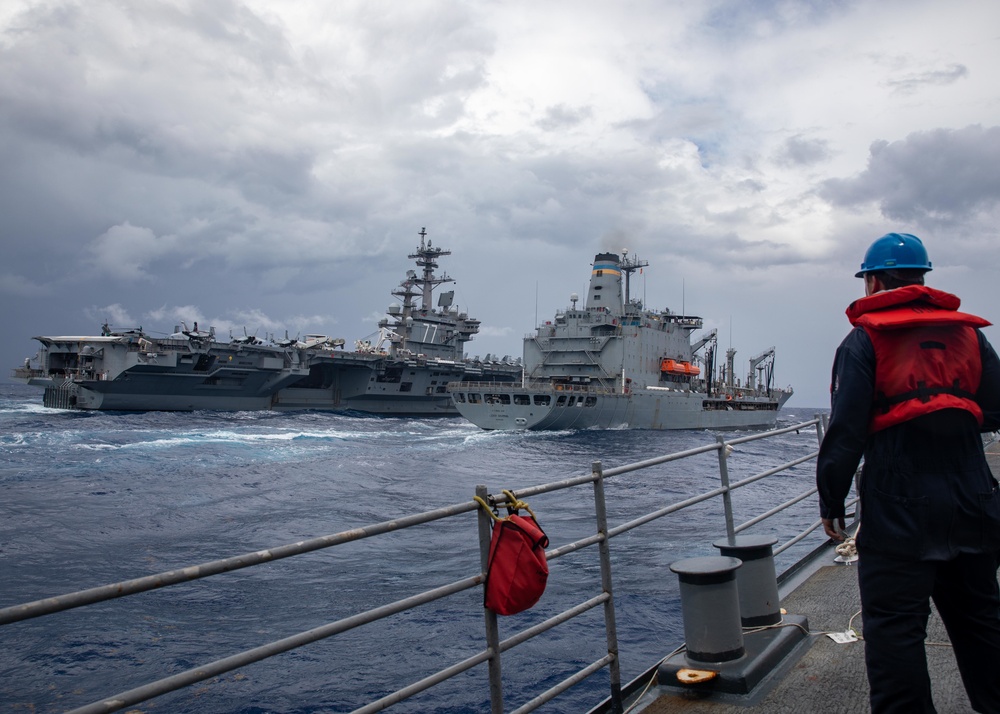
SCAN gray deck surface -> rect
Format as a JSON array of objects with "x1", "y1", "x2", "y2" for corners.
[{"x1": 626, "y1": 439, "x2": 1000, "y2": 714}]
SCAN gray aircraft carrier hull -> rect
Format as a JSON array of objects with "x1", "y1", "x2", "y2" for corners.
[{"x1": 14, "y1": 230, "x2": 522, "y2": 415}]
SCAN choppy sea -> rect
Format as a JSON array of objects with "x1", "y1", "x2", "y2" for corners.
[{"x1": 0, "y1": 382, "x2": 828, "y2": 713}]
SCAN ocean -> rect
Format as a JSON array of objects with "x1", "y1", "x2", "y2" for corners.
[{"x1": 0, "y1": 382, "x2": 829, "y2": 713}]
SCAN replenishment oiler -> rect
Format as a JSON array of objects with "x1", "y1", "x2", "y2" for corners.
[
  {"x1": 10, "y1": 230, "x2": 520, "y2": 414},
  {"x1": 449, "y1": 250, "x2": 792, "y2": 430}
]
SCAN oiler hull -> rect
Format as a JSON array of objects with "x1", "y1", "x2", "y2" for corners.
[{"x1": 450, "y1": 384, "x2": 792, "y2": 431}]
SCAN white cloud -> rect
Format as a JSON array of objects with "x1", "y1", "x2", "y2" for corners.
[
  {"x1": 144, "y1": 304, "x2": 207, "y2": 334},
  {"x1": 83, "y1": 303, "x2": 136, "y2": 327},
  {"x1": 85, "y1": 223, "x2": 179, "y2": 281}
]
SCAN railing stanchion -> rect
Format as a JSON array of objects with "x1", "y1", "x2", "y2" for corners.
[
  {"x1": 476, "y1": 484, "x2": 504, "y2": 714},
  {"x1": 716, "y1": 436, "x2": 735, "y2": 540},
  {"x1": 592, "y1": 460, "x2": 624, "y2": 714}
]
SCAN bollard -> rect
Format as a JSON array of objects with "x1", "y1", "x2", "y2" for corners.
[
  {"x1": 669, "y1": 556, "x2": 744, "y2": 663},
  {"x1": 713, "y1": 535, "x2": 781, "y2": 627}
]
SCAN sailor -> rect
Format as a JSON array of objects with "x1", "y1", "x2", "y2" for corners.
[{"x1": 816, "y1": 233, "x2": 1000, "y2": 713}]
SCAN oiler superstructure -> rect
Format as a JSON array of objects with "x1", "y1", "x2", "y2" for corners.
[{"x1": 448, "y1": 251, "x2": 792, "y2": 430}]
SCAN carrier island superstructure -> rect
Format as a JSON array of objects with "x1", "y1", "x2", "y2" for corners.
[
  {"x1": 11, "y1": 230, "x2": 520, "y2": 414},
  {"x1": 448, "y1": 251, "x2": 792, "y2": 430}
]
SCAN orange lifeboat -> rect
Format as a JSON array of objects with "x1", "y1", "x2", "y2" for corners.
[{"x1": 660, "y1": 359, "x2": 701, "y2": 376}]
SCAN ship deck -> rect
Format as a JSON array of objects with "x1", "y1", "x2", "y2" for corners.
[{"x1": 619, "y1": 439, "x2": 1000, "y2": 714}]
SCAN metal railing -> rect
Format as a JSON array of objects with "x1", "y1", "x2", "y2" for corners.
[{"x1": 0, "y1": 416, "x2": 837, "y2": 713}]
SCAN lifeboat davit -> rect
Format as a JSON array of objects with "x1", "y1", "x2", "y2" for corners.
[{"x1": 660, "y1": 359, "x2": 701, "y2": 376}]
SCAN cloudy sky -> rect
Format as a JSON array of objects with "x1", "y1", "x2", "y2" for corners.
[{"x1": 2, "y1": 0, "x2": 999, "y2": 408}]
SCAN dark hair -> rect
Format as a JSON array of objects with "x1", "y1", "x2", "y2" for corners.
[{"x1": 872, "y1": 269, "x2": 927, "y2": 290}]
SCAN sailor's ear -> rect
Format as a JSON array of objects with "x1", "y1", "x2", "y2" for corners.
[{"x1": 864, "y1": 274, "x2": 884, "y2": 296}]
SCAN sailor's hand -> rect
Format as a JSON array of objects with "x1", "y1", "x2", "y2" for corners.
[{"x1": 822, "y1": 517, "x2": 846, "y2": 542}]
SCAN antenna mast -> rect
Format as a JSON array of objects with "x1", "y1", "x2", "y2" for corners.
[{"x1": 619, "y1": 249, "x2": 648, "y2": 306}]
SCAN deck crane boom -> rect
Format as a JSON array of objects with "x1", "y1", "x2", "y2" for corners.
[
  {"x1": 747, "y1": 347, "x2": 776, "y2": 393},
  {"x1": 693, "y1": 329, "x2": 719, "y2": 397},
  {"x1": 691, "y1": 328, "x2": 718, "y2": 353}
]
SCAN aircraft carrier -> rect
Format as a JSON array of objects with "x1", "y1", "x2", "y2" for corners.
[{"x1": 11, "y1": 229, "x2": 521, "y2": 415}]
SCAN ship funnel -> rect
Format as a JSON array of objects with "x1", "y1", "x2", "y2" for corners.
[{"x1": 586, "y1": 253, "x2": 623, "y2": 312}]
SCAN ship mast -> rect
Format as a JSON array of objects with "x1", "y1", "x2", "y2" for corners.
[
  {"x1": 405, "y1": 227, "x2": 453, "y2": 309},
  {"x1": 619, "y1": 249, "x2": 648, "y2": 307},
  {"x1": 388, "y1": 228, "x2": 458, "y2": 357}
]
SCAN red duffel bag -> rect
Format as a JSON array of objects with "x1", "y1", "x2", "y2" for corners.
[{"x1": 477, "y1": 493, "x2": 549, "y2": 616}]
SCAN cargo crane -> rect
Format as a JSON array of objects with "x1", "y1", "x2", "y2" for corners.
[{"x1": 747, "y1": 347, "x2": 776, "y2": 393}]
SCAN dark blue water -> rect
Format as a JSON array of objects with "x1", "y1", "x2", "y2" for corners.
[{"x1": 0, "y1": 383, "x2": 828, "y2": 713}]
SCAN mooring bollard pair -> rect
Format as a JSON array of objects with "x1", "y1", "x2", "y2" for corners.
[
  {"x1": 669, "y1": 535, "x2": 780, "y2": 663},
  {"x1": 660, "y1": 534, "x2": 810, "y2": 696}
]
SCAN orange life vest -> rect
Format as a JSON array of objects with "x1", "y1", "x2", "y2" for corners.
[{"x1": 846, "y1": 285, "x2": 990, "y2": 433}]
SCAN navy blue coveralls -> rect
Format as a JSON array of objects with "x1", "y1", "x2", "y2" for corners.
[{"x1": 817, "y1": 310, "x2": 1000, "y2": 713}]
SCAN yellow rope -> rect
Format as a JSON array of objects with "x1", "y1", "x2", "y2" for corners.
[
  {"x1": 473, "y1": 491, "x2": 541, "y2": 525},
  {"x1": 502, "y1": 489, "x2": 539, "y2": 523},
  {"x1": 472, "y1": 495, "x2": 502, "y2": 522}
]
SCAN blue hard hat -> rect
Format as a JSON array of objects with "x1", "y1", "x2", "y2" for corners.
[{"x1": 855, "y1": 232, "x2": 932, "y2": 278}]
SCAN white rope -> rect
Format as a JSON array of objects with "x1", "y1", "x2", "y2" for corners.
[{"x1": 835, "y1": 537, "x2": 857, "y2": 559}]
